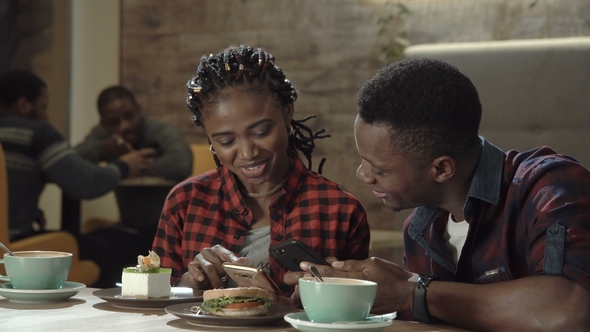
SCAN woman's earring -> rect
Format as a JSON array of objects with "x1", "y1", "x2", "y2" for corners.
[
  {"x1": 288, "y1": 126, "x2": 294, "y2": 136},
  {"x1": 209, "y1": 144, "x2": 216, "y2": 155}
]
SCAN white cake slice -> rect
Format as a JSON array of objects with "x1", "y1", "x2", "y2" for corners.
[
  {"x1": 121, "y1": 267, "x2": 171, "y2": 299},
  {"x1": 121, "y1": 251, "x2": 171, "y2": 299}
]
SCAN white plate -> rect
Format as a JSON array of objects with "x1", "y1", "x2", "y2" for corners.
[
  {"x1": 165, "y1": 302, "x2": 297, "y2": 327},
  {"x1": 93, "y1": 287, "x2": 203, "y2": 309},
  {"x1": 284, "y1": 312, "x2": 394, "y2": 332},
  {"x1": 0, "y1": 281, "x2": 85, "y2": 303}
]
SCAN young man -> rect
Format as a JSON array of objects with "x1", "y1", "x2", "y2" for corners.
[
  {"x1": 0, "y1": 70, "x2": 153, "y2": 241},
  {"x1": 75, "y1": 85, "x2": 192, "y2": 288},
  {"x1": 285, "y1": 58, "x2": 590, "y2": 331}
]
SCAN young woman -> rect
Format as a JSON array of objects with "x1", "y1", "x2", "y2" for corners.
[{"x1": 152, "y1": 45, "x2": 370, "y2": 295}]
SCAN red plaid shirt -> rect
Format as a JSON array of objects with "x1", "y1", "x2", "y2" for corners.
[
  {"x1": 404, "y1": 138, "x2": 590, "y2": 293},
  {"x1": 152, "y1": 156, "x2": 370, "y2": 294}
]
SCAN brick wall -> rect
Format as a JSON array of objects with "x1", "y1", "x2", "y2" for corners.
[{"x1": 120, "y1": 0, "x2": 590, "y2": 230}]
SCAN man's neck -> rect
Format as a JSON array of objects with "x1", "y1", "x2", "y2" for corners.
[{"x1": 440, "y1": 142, "x2": 483, "y2": 221}]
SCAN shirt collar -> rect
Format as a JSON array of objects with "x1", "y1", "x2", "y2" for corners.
[
  {"x1": 409, "y1": 136, "x2": 504, "y2": 234},
  {"x1": 467, "y1": 136, "x2": 504, "y2": 205}
]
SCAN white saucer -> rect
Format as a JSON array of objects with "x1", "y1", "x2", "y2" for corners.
[
  {"x1": 166, "y1": 302, "x2": 297, "y2": 327},
  {"x1": 93, "y1": 287, "x2": 203, "y2": 310},
  {"x1": 0, "y1": 281, "x2": 85, "y2": 303},
  {"x1": 284, "y1": 312, "x2": 394, "y2": 332}
]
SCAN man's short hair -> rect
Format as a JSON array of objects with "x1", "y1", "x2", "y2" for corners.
[
  {"x1": 356, "y1": 57, "x2": 482, "y2": 166},
  {"x1": 0, "y1": 70, "x2": 47, "y2": 107},
  {"x1": 96, "y1": 85, "x2": 139, "y2": 114}
]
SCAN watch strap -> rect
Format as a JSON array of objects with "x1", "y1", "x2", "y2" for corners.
[{"x1": 412, "y1": 274, "x2": 439, "y2": 323}]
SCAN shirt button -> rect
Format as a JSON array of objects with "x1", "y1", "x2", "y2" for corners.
[
  {"x1": 242, "y1": 210, "x2": 248, "y2": 216},
  {"x1": 232, "y1": 209, "x2": 240, "y2": 217},
  {"x1": 234, "y1": 233, "x2": 241, "y2": 240}
]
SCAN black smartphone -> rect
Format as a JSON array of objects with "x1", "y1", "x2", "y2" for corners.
[{"x1": 269, "y1": 239, "x2": 329, "y2": 271}]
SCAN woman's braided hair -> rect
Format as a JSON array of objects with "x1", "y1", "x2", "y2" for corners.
[{"x1": 186, "y1": 45, "x2": 329, "y2": 173}]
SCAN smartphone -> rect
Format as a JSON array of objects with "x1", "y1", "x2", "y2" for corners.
[
  {"x1": 269, "y1": 239, "x2": 329, "y2": 272},
  {"x1": 222, "y1": 263, "x2": 282, "y2": 295}
]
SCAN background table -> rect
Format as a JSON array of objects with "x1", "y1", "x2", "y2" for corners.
[
  {"x1": 60, "y1": 176, "x2": 177, "y2": 236},
  {"x1": 0, "y1": 287, "x2": 470, "y2": 332}
]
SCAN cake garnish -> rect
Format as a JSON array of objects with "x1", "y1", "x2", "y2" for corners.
[{"x1": 136, "y1": 250, "x2": 161, "y2": 272}]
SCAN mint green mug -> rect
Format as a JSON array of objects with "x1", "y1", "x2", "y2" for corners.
[
  {"x1": 298, "y1": 277, "x2": 378, "y2": 323},
  {"x1": 0, "y1": 251, "x2": 73, "y2": 289}
]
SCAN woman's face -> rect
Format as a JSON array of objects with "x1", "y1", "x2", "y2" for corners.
[{"x1": 201, "y1": 87, "x2": 294, "y2": 193}]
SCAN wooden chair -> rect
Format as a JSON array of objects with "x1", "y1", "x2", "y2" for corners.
[
  {"x1": 0, "y1": 143, "x2": 100, "y2": 286},
  {"x1": 190, "y1": 143, "x2": 218, "y2": 176}
]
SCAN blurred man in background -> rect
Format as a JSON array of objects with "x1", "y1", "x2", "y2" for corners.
[
  {"x1": 75, "y1": 85, "x2": 192, "y2": 288},
  {"x1": 0, "y1": 70, "x2": 153, "y2": 242}
]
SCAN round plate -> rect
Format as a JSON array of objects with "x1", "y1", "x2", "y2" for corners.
[
  {"x1": 165, "y1": 302, "x2": 297, "y2": 327},
  {"x1": 92, "y1": 287, "x2": 203, "y2": 309},
  {"x1": 284, "y1": 312, "x2": 394, "y2": 332},
  {"x1": 0, "y1": 281, "x2": 85, "y2": 304}
]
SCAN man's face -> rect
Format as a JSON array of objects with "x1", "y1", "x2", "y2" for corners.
[
  {"x1": 99, "y1": 97, "x2": 144, "y2": 145},
  {"x1": 30, "y1": 88, "x2": 49, "y2": 120},
  {"x1": 353, "y1": 116, "x2": 437, "y2": 212},
  {"x1": 18, "y1": 87, "x2": 49, "y2": 120}
]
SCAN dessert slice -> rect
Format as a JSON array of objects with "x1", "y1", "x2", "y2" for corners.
[{"x1": 121, "y1": 251, "x2": 171, "y2": 299}]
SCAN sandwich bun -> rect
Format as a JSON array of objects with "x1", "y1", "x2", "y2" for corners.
[
  {"x1": 203, "y1": 287, "x2": 272, "y2": 317},
  {"x1": 206, "y1": 304, "x2": 269, "y2": 317},
  {"x1": 203, "y1": 287, "x2": 272, "y2": 301}
]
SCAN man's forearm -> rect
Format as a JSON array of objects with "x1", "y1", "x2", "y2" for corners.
[{"x1": 426, "y1": 275, "x2": 590, "y2": 331}]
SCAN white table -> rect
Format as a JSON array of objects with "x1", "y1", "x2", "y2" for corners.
[{"x1": 0, "y1": 287, "x2": 469, "y2": 332}]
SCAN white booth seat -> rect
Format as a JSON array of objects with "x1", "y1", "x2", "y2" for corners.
[{"x1": 404, "y1": 37, "x2": 590, "y2": 168}]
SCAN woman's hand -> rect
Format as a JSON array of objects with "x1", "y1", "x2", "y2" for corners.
[{"x1": 180, "y1": 244, "x2": 249, "y2": 289}]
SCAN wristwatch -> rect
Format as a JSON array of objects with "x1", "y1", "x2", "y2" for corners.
[{"x1": 413, "y1": 274, "x2": 440, "y2": 323}]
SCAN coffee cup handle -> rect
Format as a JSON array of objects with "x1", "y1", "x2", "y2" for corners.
[{"x1": 0, "y1": 259, "x2": 7, "y2": 281}]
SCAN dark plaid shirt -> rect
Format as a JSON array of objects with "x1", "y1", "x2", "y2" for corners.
[
  {"x1": 153, "y1": 156, "x2": 370, "y2": 294},
  {"x1": 404, "y1": 138, "x2": 590, "y2": 293}
]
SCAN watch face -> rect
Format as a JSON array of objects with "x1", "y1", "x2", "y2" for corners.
[{"x1": 418, "y1": 274, "x2": 439, "y2": 286}]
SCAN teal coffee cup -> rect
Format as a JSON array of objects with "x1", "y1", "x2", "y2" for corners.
[
  {"x1": 0, "y1": 251, "x2": 73, "y2": 289},
  {"x1": 298, "y1": 277, "x2": 378, "y2": 323}
]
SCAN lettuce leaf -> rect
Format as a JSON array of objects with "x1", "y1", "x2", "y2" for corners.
[{"x1": 202, "y1": 296, "x2": 271, "y2": 312}]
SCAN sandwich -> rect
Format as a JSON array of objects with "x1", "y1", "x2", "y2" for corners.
[{"x1": 202, "y1": 287, "x2": 272, "y2": 317}]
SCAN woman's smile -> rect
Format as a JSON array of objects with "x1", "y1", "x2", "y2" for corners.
[{"x1": 239, "y1": 160, "x2": 268, "y2": 178}]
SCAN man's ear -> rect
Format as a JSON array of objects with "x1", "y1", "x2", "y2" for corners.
[
  {"x1": 430, "y1": 156, "x2": 455, "y2": 183},
  {"x1": 13, "y1": 96, "x2": 32, "y2": 118}
]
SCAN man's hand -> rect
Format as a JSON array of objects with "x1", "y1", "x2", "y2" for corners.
[
  {"x1": 118, "y1": 148, "x2": 155, "y2": 177},
  {"x1": 99, "y1": 134, "x2": 133, "y2": 161},
  {"x1": 284, "y1": 257, "x2": 414, "y2": 314}
]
